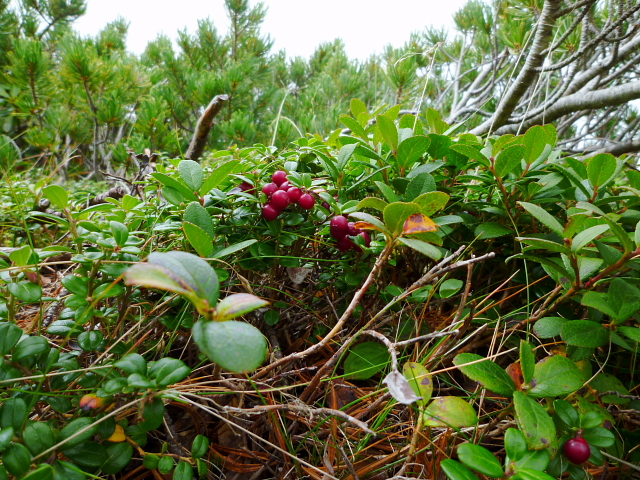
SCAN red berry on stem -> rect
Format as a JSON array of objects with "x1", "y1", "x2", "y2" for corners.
[
  {"x1": 564, "y1": 437, "x2": 591, "y2": 464},
  {"x1": 272, "y1": 170, "x2": 288, "y2": 186},
  {"x1": 239, "y1": 181, "x2": 254, "y2": 193},
  {"x1": 347, "y1": 221, "x2": 362, "y2": 236},
  {"x1": 287, "y1": 187, "x2": 302, "y2": 202},
  {"x1": 298, "y1": 193, "x2": 315, "y2": 210},
  {"x1": 279, "y1": 181, "x2": 290, "y2": 191},
  {"x1": 330, "y1": 216, "x2": 349, "y2": 239},
  {"x1": 262, "y1": 183, "x2": 278, "y2": 196},
  {"x1": 270, "y1": 190, "x2": 290, "y2": 211},
  {"x1": 336, "y1": 236, "x2": 353, "y2": 251},
  {"x1": 262, "y1": 204, "x2": 280, "y2": 221},
  {"x1": 358, "y1": 231, "x2": 371, "y2": 247},
  {"x1": 322, "y1": 201, "x2": 331, "y2": 210}
]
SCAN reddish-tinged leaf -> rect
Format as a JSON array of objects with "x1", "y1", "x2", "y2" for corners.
[{"x1": 403, "y1": 213, "x2": 438, "y2": 234}]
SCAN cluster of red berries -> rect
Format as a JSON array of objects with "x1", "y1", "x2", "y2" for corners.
[
  {"x1": 330, "y1": 215, "x2": 371, "y2": 252},
  {"x1": 259, "y1": 170, "x2": 316, "y2": 221}
]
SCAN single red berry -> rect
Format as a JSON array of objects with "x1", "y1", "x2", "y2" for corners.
[
  {"x1": 330, "y1": 215, "x2": 349, "y2": 239},
  {"x1": 262, "y1": 204, "x2": 280, "y2": 221},
  {"x1": 262, "y1": 183, "x2": 278, "y2": 196},
  {"x1": 298, "y1": 193, "x2": 315, "y2": 210},
  {"x1": 563, "y1": 437, "x2": 591, "y2": 464},
  {"x1": 336, "y1": 236, "x2": 353, "y2": 251},
  {"x1": 270, "y1": 190, "x2": 290, "y2": 211},
  {"x1": 347, "y1": 221, "x2": 362, "y2": 236},
  {"x1": 358, "y1": 231, "x2": 371, "y2": 247},
  {"x1": 322, "y1": 201, "x2": 331, "y2": 210},
  {"x1": 272, "y1": 170, "x2": 288, "y2": 186},
  {"x1": 239, "y1": 181, "x2": 254, "y2": 193},
  {"x1": 287, "y1": 187, "x2": 302, "y2": 203},
  {"x1": 279, "y1": 181, "x2": 290, "y2": 191}
]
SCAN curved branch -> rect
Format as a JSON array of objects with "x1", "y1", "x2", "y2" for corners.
[{"x1": 184, "y1": 94, "x2": 229, "y2": 162}]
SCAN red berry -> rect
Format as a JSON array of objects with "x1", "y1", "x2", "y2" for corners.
[
  {"x1": 298, "y1": 193, "x2": 315, "y2": 210},
  {"x1": 330, "y1": 216, "x2": 349, "y2": 239},
  {"x1": 272, "y1": 170, "x2": 288, "y2": 186},
  {"x1": 270, "y1": 190, "x2": 290, "y2": 211},
  {"x1": 262, "y1": 183, "x2": 278, "y2": 196},
  {"x1": 262, "y1": 204, "x2": 279, "y2": 221},
  {"x1": 347, "y1": 221, "x2": 362, "y2": 236},
  {"x1": 322, "y1": 201, "x2": 330, "y2": 210},
  {"x1": 239, "y1": 181, "x2": 254, "y2": 193},
  {"x1": 358, "y1": 231, "x2": 371, "y2": 247},
  {"x1": 287, "y1": 187, "x2": 302, "y2": 202},
  {"x1": 336, "y1": 236, "x2": 353, "y2": 251},
  {"x1": 563, "y1": 437, "x2": 591, "y2": 464},
  {"x1": 279, "y1": 181, "x2": 290, "y2": 191}
]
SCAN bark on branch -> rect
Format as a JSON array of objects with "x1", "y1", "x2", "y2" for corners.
[
  {"x1": 185, "y1": 94, "x2": 229, "y2": 162},
  {"x1": 470, "y1": 0, "x2": 562, "y2": 136}
]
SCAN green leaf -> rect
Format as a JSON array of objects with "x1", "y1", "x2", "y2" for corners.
[
  {"x1": 60, "y1": 417, "x2": 98, "y2": 448},
  {"x1": 618, "y1": 326, "x2": 640, "y2": 343},
  {"x1": 337, "y1": 143, "x2": 357, "y2": 170},
  {"x1": 397, "y1": 237, "x2": 442, "y2": 261},
  {"x1": 441, "y1": 459, "x2": 481, "y2": 480},
  {"x1": 109, "y1": 221, "x2": 129, "y2": 247},
  {"x1": 8, "y1": 281, "x2": 42, "y2": 303},
  {"x1": 12, "y1": 336, "x2": 49, "y2": 362},
  {"x1": 413, "y1": 191, "x2": 449, "y2": 216},
  {"x1": 440, "y1": 279, "x2": 463, "y2": 298},
  {"x1": 152, "y1": 173, "x2": 198, "y2": 201},
  {"x1": 513, "y1": 391, "x2": 557, "y2": 452},
  {"x1": 191, "y1": 435, "x2": 209, "y2": 459},
  {"x1": 143, "y1": 454, "x2": 160, "y2": 469},
  {"x1": 77, "y1": 331, "x2": 104, "y2": 352},
  {"x1": 42, "y1": 185, "x2": 69, "y2": 209},
  {"x1": 158, "y1": 455, "x2": 174, "y2": 474},
  {"x1": 2, "y1": 443, "x2": 32, "y2": 477},
  {"x1": 9, "y1": 245, "x2": 35, "y2": 267},
  {"x1": 513, "y1": 469, "x2": 557, "y2": 480},
  {"x1": 449, "y1": 144, "x2": 490, "y2": 167},
  {"x1": 528, "y1": 355, "x2": 584, "y2": 398},
  {"x1": 580, "y1": 411, "x2": 604, "y2": 429},
  {"x1": 520, "y1": 341, "x2": 535, "y2": 385},
  {"x1": 212, "y1": 239, "x2": 257, "y2": 259},
  {"x1": 561, "y1": 320, "x2": 608, "y2": 347},
  {"x1": 504, "y1": 428, "x2": 527, "y2": 461},
  {"x1": 405, "y1": 172, "x2": 435, "y2": 201},
  {"x1": 377, "y1": 115, "x2": 398, "y2": 151},
  {"x1": 589, "y1": 373, "x2": 630, "y2": 404},
  {"x1": 453, "y1": 353, "x2": 516, "y2": 397},
  {"x1": 339, "y1": 115, "x2": 368, "y2": 140},
  {"x1": 553, "y1": 399, "x2": 579, "y2": 427},
  {"x1": 0, "y1": 427, "x2": 14, "y2": 452},
  {"x1": 201, "y1": 160, "x2": 240, "y2": 193},
  {"x1": 383, "y1": 202, "x2": 422, "y2": 235},
  {"x1": 494, "y1": 144, "x2": 525, "y2": 177},
  {"x1": 0, "y1": 398, "x2": 27, "y2": 430},
  {"x1": 61, "y1": 275, "x2": 89, "y2": 296},
  {"x1": 517, "y1": 202, "x2": 564, "y2": 236},
  {"x1": 457, "y1": 444, "x2": 504, "y2": 477},
  {"x1": 608, "y1": 278, "x2": 640, "y2": 323},
  {"x1": 374, "y1": 180, "x2": 399, "y2": 203},
  {"x1": 423, "y1": 396, "x2": 478, "y2": 427},
  {"x1": 475, "y1": 222, "x2": 513, "y2": 239},
  {"x1": 581, "y1": 291, "x2": 616, "y2": 318},
  {"x1": 518, "y1": 237, "x2": 570, "y2": 255},
  {"x1": 522, "y1": 125, "x2": 550, "y2": 164},
  {"x1": 396, "y1": 136, "x2": 431, "y2": 170},
  {"x1": 356, "y1": 197, "x2": 388, "y2": 212},
  {"x1": 0, "y1": 323, "x2": 23, "y2": 355},
  {"x1": 102, "y1": 443, "x2": 133, "y2": 474},
  {"x1": 115, "y1": 353, "x2": 147, "y2": 375},
  {"x1": 174, "y1": 461, "x2": 194, "y2": 480},
  {"x1": 178, "y1": 159, "x2": 203, "y2": 191},
  {"x1": 344, "y1": 341, "x2": 390, "y2": 380},
  {"x1": 402, "y1": 362, "x2": 433, "y2": 407},
  {"x1": 582, "y1": 427, "x2": 615, "y2": 447},
  {"x1": 349, "y1": 212, "x2": 389, "y2": 234},
  {"x1": 214, "y1": 293, "x2": 269, "y2": 322},
  {"x1": 193, "y1": 320, "x2": 268, "y2": 373},
  {"x1": 350, "y1": 98, "x2": 368, "y2": 119},
  {"x1": 571, "y1": 224, "x2": 609, "y2": 252},
  {"x1": 184, "y1": 202, "x2": 215, "y2": 239},
  {"x1": 61, "y1": 441, "x2": 107, "y2": 468},
  {"x1": 22, "y1": 464, "x2": 54, "y2": 480},
  {"x1": 587, "y1": 153, "x2": 617, "y2": 189},
  {"x1": 139, "y1": 397, "x2": 164, "y2": 432},
  {"x1": 149, "y1": 357, "x2": 191, "y2": 386},
  {"x1": 602, "y1": 216, "x2": 634, "y2": 253},
  {"x1": 183, "y1": 222, "x2": 214, "y2": 258}
]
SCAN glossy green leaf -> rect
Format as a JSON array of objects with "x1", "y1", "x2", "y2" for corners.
[
  {"x1": 61, "y1": 275, "x2": 89, "y2": 296},
  {"x1": 12, "y1": 336, "x2": 49, "y2": 362},
  {"x1": 109, "y1": 221, "x2": 129, "y2": 247},
  {"x1": 201, "y1": 160, "x2": 240, "y2": 193},
  {"x1": 8, "y1": 281, "x2": 42, "y2": 303},
  {"x1": 139, "y1": 397, "x2": 164, "y2": 432},
  {"x1": 191, "y1": 435, "x2": 209, "y2": 458},
  {"x1": 178, "y1": 159, "x2": 203, "y2": 191},
  {"x1": 413, "y1": 191, "x2": 449, "y2": 216},
  {"x1": 60, "y1": 417, "x2": 98, "y2": 448},
  {"x1": 453, "y1": 353, "x2": 516, "y2": 397},
  {"x1": 520, "y1": 341, "x2": 535, "y2": 385},
  {"x1": 475, "y1": 222, "x2": 512, "y2": 239},
  {"x1": 522, "y1": 125, "x2": 549, "y2": 164},
  {"x1": 441, "y1": 459, "x2": 481, "y2": 480},
  {"x1": 397, "y1": 136, "x2": 430, "y2": 170},
  {"x1": 24, "y1": 422, "x2": 55, "y2": 456},
  {"x1": 0, "y1": 323, "x2": 23, "y2": 355},
  {"x1": 374, "y1": 181, "x2": 399, "y2": 203},
  {"x1": 22, "y1": 464, "x2": 54, "y2": 480},
  {"x1": 61, "y1": 441, "x2": 108, "y2": 468},
  {"x1": 517, "y1": 202, "x2": 564, "y2": 236},
  {"x1": 115, "y1": 353, "x2": 147, "y2": 375},
  {"x1": 504, "y1": 428, "x2": 527, "y2": 461},
  {"x1": 148, "y1": 357, "x2": 191, "y2": 386},
  {"x1": 212, "y1": 239, "x2": 257, "y2": 259},
  {"x1": 533, "y1": 317, "x2": 568, "y2": 338},
  {"x1": 514, "y1": 448, "x2": 550, "y2": 471},
  {"x1": 405, "y1": 172, "x2": 435, "y2": 201},
  {"x1": 184, "y1": 202, "x2": 215, "y2": 239},
  {"x1": 77, "y1": 331, "x2": 104, "y2": 351},
  {"x1": 518, "y1": 237, "x2": 570, "y2": 255},
  {"x1": 143, "y1": 454, "x2": 160, "y2": 469},
  {"x1": 528, "y1": 355, "x2": 584, "y2": 398},
  {"x1": 102, "y1": 443, "x2": 133, "y2": 474},
  {"x1": 513, "y1": 391, "x2": 557, "y2": 452},
  {"x1": 339, "y1": 114, "x2": 367, "y2": 139},
  {"x1": 494, "y1": 144, "x2": 525, "y2": 177},
  {"x1": 356, "y1": 197, "x2": 388, "y2": 212},
  {"x1": 561, "y1": 320, "x2": 608, "y2": 347},
  {"x1": 376, "y1": 114, "x2": 398, "y2": 151},
  {"x1": 2, "y1": 442, "x2": 32, "y2": 477},
  {"x1": 214, "y1": 293, "x2": 269, "y2": 322},
  {"x1": 608, "y1": 278, "x2": 640, "y2": 323},
  {"x1": 174, "y1": 461, "x2": 194, "y2": 480},
  {"x1": 582, "y1": 427, "x2": 615, "y2": 447},
  {"x1": 42, "y1": 185, "x2": 69, "y2": 209},
  {"x1": 157, "y1": 456, "x2": 174, "y2": 474},
  {"x1": 587, "y1": 153, "x2": 617, "y2": 189},
  {"x1": 183, "y1": 222, "x2": 214, "y2": 258},
  {"x1": 0, "y1": 427, "x2": 14, "y2": 452},
  {"x1": 423, "y1": 396, "x2": 478, "y2": 427},
  {"x1": 618, "y1": 326, "x2": 640, "y2": 343},
  {"x1": 513, "y1": 469, "x2": 557, "y2": 480},
  {"x1": 571, "y1": 224, "x2": 609, "y2": 252},
  {"x1": 337, "y1": 143, "x2": 357, "y2": 170},
  {"x1": 457, "y1": 444, "x2": 504, "y2": 477},
  {"x1": 0, "y1": 398, "x2": 27, "y2": 430},
  {"x1": 193, "y1": 320, "x2": 268, "y2": 373},
  {"x1": 397, "y1": 237, "x2": 442, "y2": 261},
  {"x1": 553, "y1": 399, "x2": 579, "y2": 427},
  {"x1": 343, "y1": 341, "x2": 390, "y2": 380}
]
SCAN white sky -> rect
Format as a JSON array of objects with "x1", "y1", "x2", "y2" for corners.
[{"x1": 74, "y1": 0, "x2": 469, "y2": 59}]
